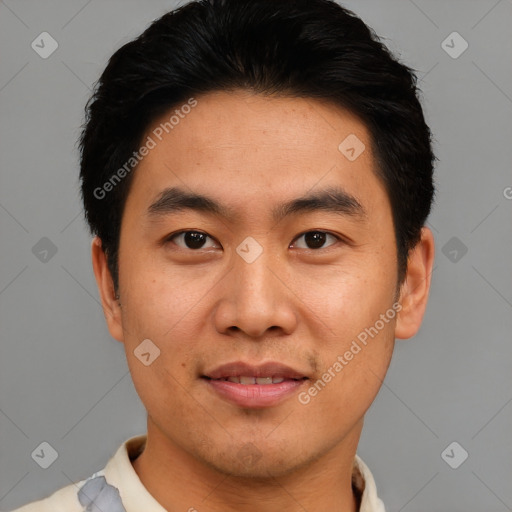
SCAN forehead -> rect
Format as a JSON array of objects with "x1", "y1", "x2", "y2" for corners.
[
  {"x1": 125, "y1": 90, "x2": 388, "y2": 221},
  {"x1": 149, "y1": 90, "x2": 371, "y2": 159}
]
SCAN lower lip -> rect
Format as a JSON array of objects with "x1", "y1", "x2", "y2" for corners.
[{"x1": 204, "y1": 378, "x2": 307, "y2": 408}]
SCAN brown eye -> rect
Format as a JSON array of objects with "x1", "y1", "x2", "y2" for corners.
[
  {"x1": 293, "y1": 231, "x2": 339, "y2": 250},
  {"x1": 167, "y1": 231, "x2": 218, "y2": 250}
]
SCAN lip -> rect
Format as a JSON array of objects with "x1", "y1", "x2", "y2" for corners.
[
  {"x1": 202, "y1": 361, "x2": 309, "y2": 409},
  {"x1": 204, "y1": 361, "x2": 309, "y2": 380}
]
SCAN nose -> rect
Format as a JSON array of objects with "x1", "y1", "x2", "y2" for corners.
[{"x1": 213, "y1": 243, "x2": 298, "y2": 339}]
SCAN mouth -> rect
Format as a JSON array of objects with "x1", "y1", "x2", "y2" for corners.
[
  {"x1": 205, "y1": 376, "x2": 303, "y2": 385},
  {"x1": 201, "y1": 361, "x2": 309, "y2": 408}
]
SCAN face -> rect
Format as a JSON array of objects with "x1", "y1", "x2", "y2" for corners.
[{"x1": 100, "y1": 90, "x2": 403, "y2": 477}]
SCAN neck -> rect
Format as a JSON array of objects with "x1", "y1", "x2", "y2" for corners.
[{"x1": 132, "y1": 418, "x2": 362, "y2": 512}]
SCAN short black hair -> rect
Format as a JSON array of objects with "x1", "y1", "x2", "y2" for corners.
[{"x1": 79, "y1": 0, "x2": 436, "y2": 295}]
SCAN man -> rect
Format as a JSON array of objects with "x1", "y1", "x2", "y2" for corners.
[{"x1": 12, "y1": 0, "x2": 435, "y2": 510}]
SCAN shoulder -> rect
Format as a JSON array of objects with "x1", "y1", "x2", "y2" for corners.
[
  {"x1": 7, "y1": 436, "x2": 146, "y2": 512},
  {"x1": 7, "y1": 476, "x2": 90, "y2": 512},
  {"x1": 7, "y1": 470, "x2": 129, "y2": 512}
]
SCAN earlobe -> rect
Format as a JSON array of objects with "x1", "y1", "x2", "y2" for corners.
[
  {"x1": 91, "y1": 236, "x2": 124, "y2": 343},
  {"x1": 395, "y1": 227, "x2": 435, "y2": 340}
]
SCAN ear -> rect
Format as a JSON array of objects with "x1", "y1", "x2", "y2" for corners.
[
  {"x1": 91, "y1": 236, "x2": 124, "y2": 343},
  {"x1": 395, "y1": 227, "x2": 435, "y2": 339}
]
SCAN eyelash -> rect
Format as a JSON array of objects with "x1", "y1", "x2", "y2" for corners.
[{"x1": 164, "y1": 230, "x2": 344, "y2": 251}]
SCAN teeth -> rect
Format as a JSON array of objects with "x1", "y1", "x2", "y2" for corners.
[
  {"x1": 219, "y1": 376, "x2": 289, "y2": 385},
  {"x1": 256, "y1": 377, "x2": 272, "y2": 385}
]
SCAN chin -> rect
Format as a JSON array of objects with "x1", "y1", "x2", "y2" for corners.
[{"x1": 196, "y1": 441, "x2": 314, "y2": 480}]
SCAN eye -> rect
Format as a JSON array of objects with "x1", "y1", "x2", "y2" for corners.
[
  {"x1": 292, "y1": 230, "x2": 340, "y2": 250},
  {"x1": 166, "y1": 230, "x2": 219, "y2": 250}
]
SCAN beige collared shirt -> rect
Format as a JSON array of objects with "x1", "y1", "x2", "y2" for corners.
[{"x1": 10, "y1": 435, "x2": 385, "y2": 512}]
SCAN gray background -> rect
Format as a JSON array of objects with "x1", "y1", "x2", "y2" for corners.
[{"x1": 1, "y1": 0, "x2": 511, "y2": 510}]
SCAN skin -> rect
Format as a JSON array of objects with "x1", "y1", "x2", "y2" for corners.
[{"x1": 92, "y1": 89, "x2": 434, "y2": 512}]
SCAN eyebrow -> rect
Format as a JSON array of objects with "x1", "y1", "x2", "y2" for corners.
[{"x1": 146, "y1": 185, "x2": 367, "y2": 224}]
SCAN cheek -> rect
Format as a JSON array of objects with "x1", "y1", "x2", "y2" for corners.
[
  {"x1": 299, "y1": 322, "x2": 395, "y2": 431},
  {"x1": 302, "y1": 253, "x2": 397, "y2": 400},
  {"x1": 118, "y1": 258, "x2": 212, "y2": 403},
  {"x1": 298, "y1": 256, "x2": 396, "y2": 335},
  {"x1": 119, "y1": 251, "x2": 208, "y2": 341},
  {"x1": 118, "y1": 260, "x2": 200, "y2": 397},
  {"x1": 126, "y1": 353, "x2": 201, "y2": 441}
]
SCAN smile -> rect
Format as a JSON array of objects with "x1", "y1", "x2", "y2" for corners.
[{"x1": 202, "y1": 361, "x2": 310, "y2": 408}]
